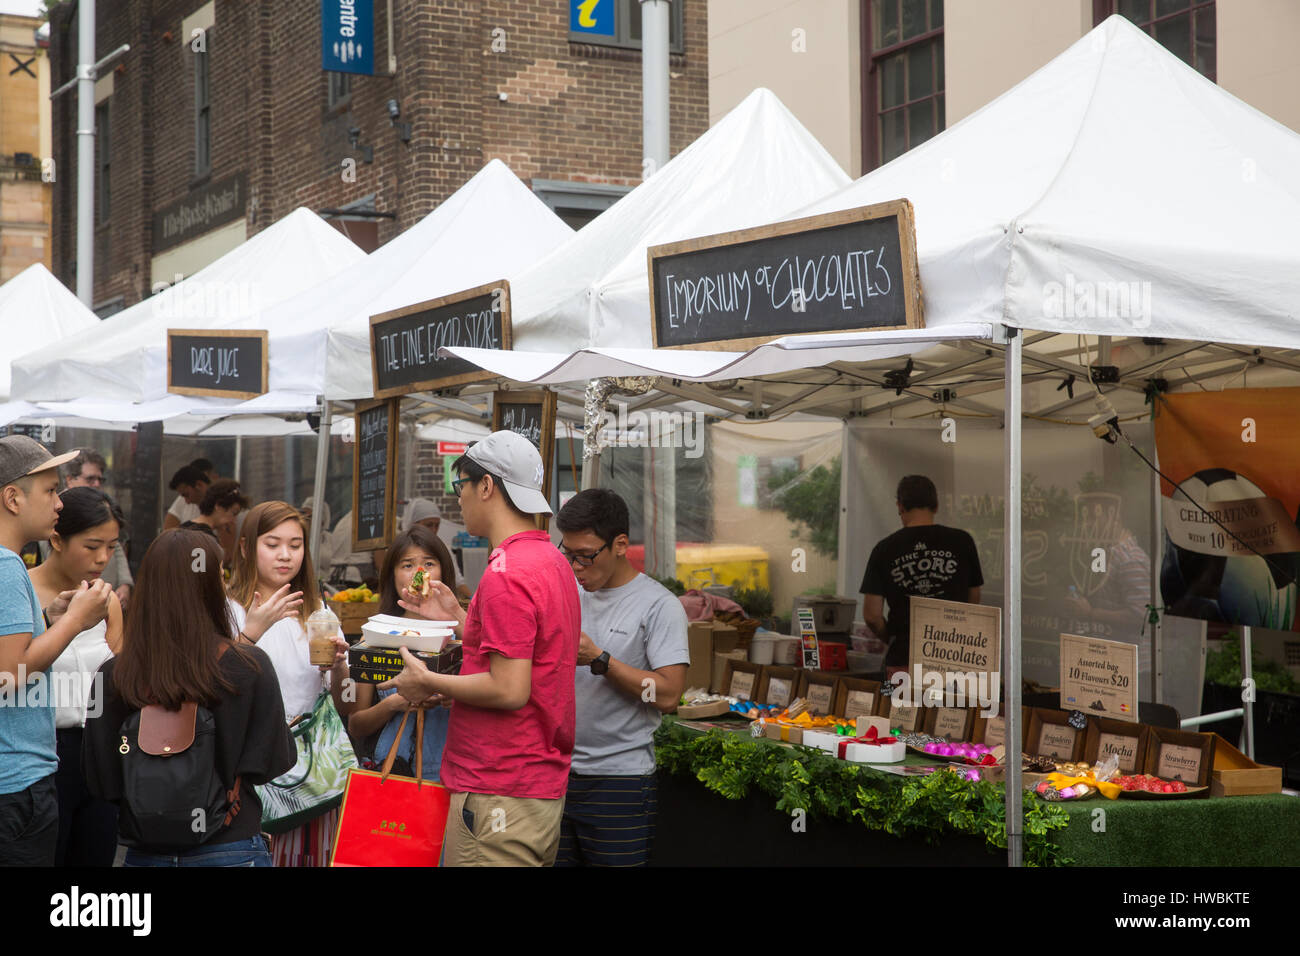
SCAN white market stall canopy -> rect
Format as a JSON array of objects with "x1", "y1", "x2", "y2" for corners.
[
  {"x1": 0, "y1": 263, "x2": 100, "y2": 399},
  {"x1": 441, "y1": 16, "x2": 1300, "y2": 429},
  {"x1": 507, "y1": 87, "x2": 853, "y2": 353},
  {"x1": 11, "y1": 207, "x2": 366, "y2": 412}
]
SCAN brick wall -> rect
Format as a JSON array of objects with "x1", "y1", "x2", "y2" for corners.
[{"x1": 51, "y1": 2, "x2": 710, "y2": 308}]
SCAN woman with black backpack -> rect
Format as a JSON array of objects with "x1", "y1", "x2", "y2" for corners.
[{"x1": 83, "y1": 530, "x2": 298, "y2": 866}]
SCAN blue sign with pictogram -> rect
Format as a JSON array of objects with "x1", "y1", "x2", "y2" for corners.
[
  {"x1": 322, "y1": 0, "x2": 374, "y2": 76},
  {"x1": 571, "y1": 0, "x2": 615, "y2": 37}
]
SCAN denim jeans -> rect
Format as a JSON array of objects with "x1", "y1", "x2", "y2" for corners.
[{"x1": 123, "y1": 835, "x2": 271, "y2": 867}]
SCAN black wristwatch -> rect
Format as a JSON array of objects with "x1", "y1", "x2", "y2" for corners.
[{"x1": 589, "y1": 650, "x2": 611, "y2": 675}]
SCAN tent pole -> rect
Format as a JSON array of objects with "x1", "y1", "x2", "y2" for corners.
[
  {"x1": 1002, "y1": 324, "x2": 1023, "y2": 868},
  {"x1": 308, "y1": 399, "x2": 332, "y2": 574},
  {"x1": 234, "y1": 435, "x2": 243, "y2": 484},
  {"x1": 1150, "y1": 446, "x2": 1163, "y2": 702}
]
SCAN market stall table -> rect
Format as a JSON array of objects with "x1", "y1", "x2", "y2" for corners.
[{"x1": 652, "y1": 717, "x2": 1300, "y2": 867}]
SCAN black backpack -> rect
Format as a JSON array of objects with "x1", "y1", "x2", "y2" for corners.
[{"x1": 116, "y1": 698, "x2": 243, "y2": 848}]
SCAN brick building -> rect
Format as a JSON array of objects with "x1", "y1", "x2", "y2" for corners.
[
  {"x1": 44, "y1": 1, "x2": 707, "y2": 549},
  {"x1": 48, "y1": 0, "x2": 709, "y2": 315},
  {"x1": 0, "y1": 12, "x2": 51, "y2": 283}
]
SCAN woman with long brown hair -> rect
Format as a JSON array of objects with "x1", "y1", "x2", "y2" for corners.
[
  {"x1": 227, "y1": 500, "x2": 351, "y2": 867},
  {"x1": 82, "y1": 530, "x2": 295, "y2": 866}
]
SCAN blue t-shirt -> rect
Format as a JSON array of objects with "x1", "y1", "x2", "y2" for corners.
[
  {"x1": 374, "y1": 687, "x2": 450, "y2": 782},
  {"x1": 0, "y1": 545, "x2": 55, "y2": 794}
]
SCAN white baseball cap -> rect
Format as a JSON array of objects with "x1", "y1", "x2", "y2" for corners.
[{"x1": 464, "y1": 431, "x2": 551, "y2": 515}]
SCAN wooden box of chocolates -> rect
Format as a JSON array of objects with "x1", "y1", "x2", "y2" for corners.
[
  {"x1": 756, "y1": 667, "x2": 799, "y2": 709},
  {"x1": 1025, "y1": 707, "x2": 1086, "y2": 763},
  {"x1": 1143, "y1": 725, "x2": 1215, "y2": 789},
  {"x1": 833, "y1": 678, "x2": 884, "y2": 721},
  {"x1": 1084, "y1": 717, "x2": 1147, "y2": 775},
  {"x1": 924, "y1": 706, "x2": 977, "y2": 742},
  {"x1": 796, "y1": 670, "x2": 839, "y2": 716},
  {"x1": 720, "y1": 660, "x2": 763, "y2": 702}
]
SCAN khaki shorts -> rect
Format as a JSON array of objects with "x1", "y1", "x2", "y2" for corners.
[{"x1": 443, "y1": 790, "x2": 565, "y2": 867}]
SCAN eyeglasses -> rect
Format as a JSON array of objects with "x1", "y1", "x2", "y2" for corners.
[
  {"x1": 558, "y1": 542, "x2": 610, "y2": 568},
  {"x1": 451, "y1": 477, "x2": 474, "y2": 495}
]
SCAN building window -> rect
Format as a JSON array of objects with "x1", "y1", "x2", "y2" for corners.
[
  {"x1": 865, "y1": 0, "x2": 944, "y2": 171},
  {"x1": 569, "y1": 0, "x2": 685, "y2": 54},
  {"x1": 195, "y1": 41, "x2": 211, "y2": 176},
  {"x1": 96, "y1": 102, "x2": 110, "y2": 223},
  {"x1": 328, "y1": 71, "x2": 352, "y2": 109},
  {"x1": 1096, "y1": 1, "x2": 1215, "y2": 80},
  {"x1": 531, "y1": 178, "x2": 632, "y2": 230}
]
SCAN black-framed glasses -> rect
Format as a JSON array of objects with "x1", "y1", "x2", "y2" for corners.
[
  {"x1": 451, "y1": 477, "x2": 473, "y2": 495},
  {"x1": 558, "y1": 542, "x2": 610, "y2": 568}
]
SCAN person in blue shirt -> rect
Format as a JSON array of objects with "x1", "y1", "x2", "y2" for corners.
[{"x1": 0, "y1": 437, "x2": 111, "y2": 866}]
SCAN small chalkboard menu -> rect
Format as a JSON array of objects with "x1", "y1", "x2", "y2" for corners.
[
  {"x1": 370, "y1": 281, "x2": 511, "y2": 399},
  {"x1": 352, "y1": 398, "x2": 398, "y2": 551},
  {"x1": 490, "y1": 389, "x2": 557, "y2": 500},
  {"x1": 167, "y1": 329, "x2": 269, "y2": 399},
  {"x1": 647, "y1": 201, "x2": 923, "y2": 351}
]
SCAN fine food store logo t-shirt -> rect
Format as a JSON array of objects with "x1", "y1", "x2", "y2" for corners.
[{"x1": 859, "y1": 524, "x2": 983, "y2": 665}]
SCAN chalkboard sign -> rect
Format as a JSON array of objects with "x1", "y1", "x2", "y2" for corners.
[
  {"x1": 370, "y1": 280, "x2": 512, "y2": 398},
  {"x1": 491, "y1": 389, "x2": 557, "y2": 501},
  {"x1": 167, "y1": 329, "x2": 269, "y2": 399},
  {"x1": 647, "y1": 201, "x2": 923, "y2": 351},
  {"x1": 352, "y1": 398, "x2": 398, "y2": 551}
]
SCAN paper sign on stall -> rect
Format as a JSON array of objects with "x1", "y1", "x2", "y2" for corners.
[
  {"x1": 907, "y1": 597, "x2": 1001, "y2": 705},
  {"x1": 796, "y1": 607, "x2": 820, "y2": 669},
  {"x1": 1059, "y1": 633, "x2": 1138, "y2": 724}
]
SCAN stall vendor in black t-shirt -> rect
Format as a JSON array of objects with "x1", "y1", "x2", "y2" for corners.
[{"x1": 860, "y1": 475, "x2": 984, "y2": 673}]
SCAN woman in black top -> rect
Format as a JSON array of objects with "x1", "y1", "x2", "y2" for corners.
[
  {"x1": 83, "y1": 529, "x2": 297, "y2": 866},
  {"x1": 180, "y1": 480, "x2": 248, "y2": 568}
]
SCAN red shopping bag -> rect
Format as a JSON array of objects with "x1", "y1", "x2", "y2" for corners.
[{"x1": 330, "y1": 709, "x2": 450, "y2": 867}]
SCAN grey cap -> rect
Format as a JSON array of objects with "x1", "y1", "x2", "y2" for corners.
[
  {"x1": 465, "y1": 431, "x2": 551, "y2": 515},
  {"x1": 0, "y1": 436, "x2": 80, "y2": 489},
  {"x1": 400, "y1": 497, "x2": 441, "y2": 531}
]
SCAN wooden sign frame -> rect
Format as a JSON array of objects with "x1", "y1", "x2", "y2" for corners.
[
  {"x1": 167, "y1": 328, "x2": 269, "y2": 400},
  {"x1": 646, "y1": 200, "x2": 923, "y2": 352},
  {"x1": 833, "y1": 677, "x2": 884, "y2": 721},
  {"x1": 1084, "y1": 717, "x2": 1148, "y2": 775},
  {"x1": 490, "y1": 388, "x2": 557, "y2": 501},
  {"x1": 1143, "y1": 726, "x2": 1215, "y2": 788},
  {"x1": 352, "y1": 397, "x2": 399, "y2": 552},
  {"x1": 795, "y1": 670, "x2": 839, "y2": 716},
  {"x1": 1025, "y1": 707, "x2": 1086, "y2": 763},
  {"x1": 925, "y1": 706, "x2": 976, "y2": 742},
  {"x1": 721, "y1": 660, "x2": 764, "y2": 702},
  {"x1": 370, "y1": 280, "x2": 512, "y2": 399}
]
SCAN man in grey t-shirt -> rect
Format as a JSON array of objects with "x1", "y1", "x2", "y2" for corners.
[{"x1": 555, "y1": 489, "x2": 688, "y2": 867}]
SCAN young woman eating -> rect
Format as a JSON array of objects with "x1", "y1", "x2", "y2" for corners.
[
  {"x1": 28, "y1": 487, "x2": 125, "y2": 867},
  {"x1": 226, "y1": 500, "x2": 352, "y2": 866},
  {"x1": 348, "y1": 525, "x2": 458, "y2": 781},
  {"x1": 81, "y1": 530, "x2": 296, "y2": 867}
]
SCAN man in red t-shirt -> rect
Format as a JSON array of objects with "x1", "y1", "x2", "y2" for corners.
[{"x1": 383, "y1": 431, "x2": 580, "y2": 866}]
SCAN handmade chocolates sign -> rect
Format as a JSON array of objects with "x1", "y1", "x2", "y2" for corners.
[
  {"x1": 1059, "y1": 633, "x2": 1138, "y2": 723},
  {"x1": 908, "y1": 597, "x2": 1002, "y2": 689}
]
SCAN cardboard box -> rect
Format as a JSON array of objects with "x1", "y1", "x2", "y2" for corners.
[
  {"x1": 685, "y1": 621, "x2": 713, "y2": 692},
  {"x1": 711, "y1": 649, "x2": 748, "y2": 694},
  {"x1": 1084, "y1": 717, "x2": 1147, "y2": 775},
  {"x1": 1025, "y1": 707, "x2": 1086, "y2": 762},
  {"x1": 348, "y1": 641, "x2": 462, "y2": 683},
  {"x1": 756, "y1": 666, "x2": 799, "y2": 708},
  {"x1": 1207, "y1": 733, "x2": 1283, "y2": 796},
  {"x1": 835, "y1": 678, "x2": 884, "y2": 721},
  {"x1": 796, "y1": 671, "x2": 839, "y2": 716},
  {"x1": 711, "y1": 623, "x2": 740, "y2": 654},
  {"x1": 763, "y1": 722, "x2": 804, "y2": 745},
  {"x1": 720, "y1": 659, "x2": 764, "y2": 701}
]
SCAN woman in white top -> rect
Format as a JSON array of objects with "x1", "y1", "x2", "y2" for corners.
[
  {"x1": 226, "y1": 500, "x2": 351, "y2": 867},
  {"x1": 29, "y1": 486, "x2": 125, "y2": 867}
]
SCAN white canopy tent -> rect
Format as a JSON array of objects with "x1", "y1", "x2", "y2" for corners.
[
  {"x1": 11, "y1": 207, "x2": 366, "y2": 414},
  {"x1": 0, "y1": 263, "x2": 102, "y2": 427},
  {"x1": 437, "y1": 16, "x2": 1300, "y2": 864}
]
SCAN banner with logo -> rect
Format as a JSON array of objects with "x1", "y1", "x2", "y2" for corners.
[
  {"x1": 322, "y1": 0, "x2": 374, "y2": 75},
  {"x1": 1155, "y1": 388, "x2": 1300, "y2": 631}
]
